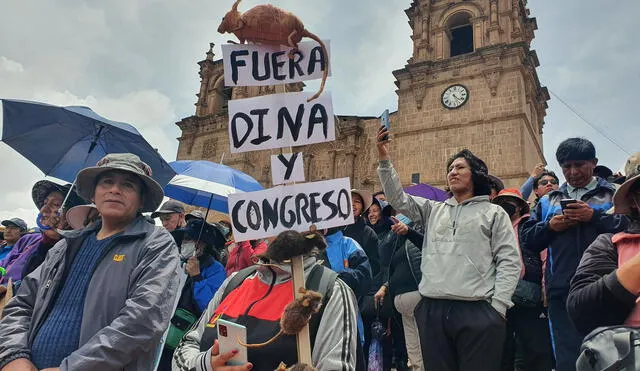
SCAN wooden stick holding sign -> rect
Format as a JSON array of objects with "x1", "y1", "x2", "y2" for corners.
[{"x1": 276, "y1": 83, "x2": 313, "y2": 367}]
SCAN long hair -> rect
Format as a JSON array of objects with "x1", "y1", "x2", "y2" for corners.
[{"x1": 445, "y1": 149, "x2": 492, "y2": 196}]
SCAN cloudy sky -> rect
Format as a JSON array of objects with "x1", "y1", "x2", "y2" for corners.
[{"x1": 0, "y1": 0, "x2": 637, "y2": 226}]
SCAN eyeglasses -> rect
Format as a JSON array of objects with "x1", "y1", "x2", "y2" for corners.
[{"x1": 539, "y1": 179, "x2": 559, "y2": 186}]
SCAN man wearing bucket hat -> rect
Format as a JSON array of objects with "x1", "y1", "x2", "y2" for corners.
[
  {"x1": 567, "y1": 152, "x2": 640, "y2": 335},
  {"x1": 0, "y1": 153, "x2": 181, "y2": 371},
  {"x1": 0, "y1": 180, "x2": 88, "y2": 287},
  {"x1": 492, "y1": 189, "x2": 553, "y2": 371}
]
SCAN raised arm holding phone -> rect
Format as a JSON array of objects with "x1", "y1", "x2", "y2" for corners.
[{"x1": 376, "y1": 125, "x2": 521, "y2": 371}]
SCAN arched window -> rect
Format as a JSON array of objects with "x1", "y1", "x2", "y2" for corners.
[{"x1": 448, "y1": 12, "x2": 474, "y2": 57}]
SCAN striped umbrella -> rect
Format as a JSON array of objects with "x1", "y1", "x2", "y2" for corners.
[{"x1": 164, "y1": 160, "x2": 264, "y2": 214}]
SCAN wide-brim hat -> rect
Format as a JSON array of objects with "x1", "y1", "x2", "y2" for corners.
[
  {"x1": 31, "y1": 180, "x2": 87, "y2": 211},
  {"x1": 185, "y1": 210, "x2": 205, "y2": 221},
  {"x1": 613, "y1": 153, "x2": 640, "y2": 214},
  {"x1": 492, "y1": 188, "x2": 530, "y2": 214},
  {"x1": 180, "y1": 219, "x2": 226, "y2": 248},
  {"x1": 351, "y1": 189, "x2": 373, "y2": 213},
  {"x1": 66, "y1": 204, "x2": 98, "y2": 230},
  {"x1": 75, "y1": 153, "x2": 164, "y2": 213}
]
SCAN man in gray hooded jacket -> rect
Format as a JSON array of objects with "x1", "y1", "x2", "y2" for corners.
[
  {"x1": 375, "y1": 127, "x2": 521, "y2": 371},
  {"x1": 0, "y1": 153, "x2": 181, "y2": 371}
]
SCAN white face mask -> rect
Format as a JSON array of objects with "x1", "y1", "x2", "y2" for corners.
[{"x1": 180, "y1": 241, "x2": 197, "y2": 261}]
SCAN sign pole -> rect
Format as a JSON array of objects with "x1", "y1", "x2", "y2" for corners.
[{"x1": 276, "y1": 82, "x2": 313, "y2": 365}]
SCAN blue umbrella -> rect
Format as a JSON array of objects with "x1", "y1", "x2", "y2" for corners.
[
  {"x1": 165, "y1": 160, "x2": 264, "y2": 214},
  {"x1": 0, "y1": 99, "x2": 175, "y2": 187}
]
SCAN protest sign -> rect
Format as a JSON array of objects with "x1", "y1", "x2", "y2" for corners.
[
  {"x1": 228, "y1": 177, "x2": 353, "y2": 241},
  {"x1": 271, "y1": 152, "x2": 305, "y2": 185},
  {"x1": 228, "y1": 91, "x2": 335, "y2": 153},
  {"x1": 222, "y1": 40, "x2": 330, "y2": 87}
]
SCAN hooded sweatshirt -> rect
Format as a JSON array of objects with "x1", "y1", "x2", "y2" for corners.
[{"x1": 378, "y1": 160, "x2": 522, "y2": 316}]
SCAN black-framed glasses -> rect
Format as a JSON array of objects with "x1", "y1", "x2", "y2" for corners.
[{"x1": 539, "y1": 179, "x2": 558, "y2": 186}]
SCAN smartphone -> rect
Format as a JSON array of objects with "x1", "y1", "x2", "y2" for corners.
[
  {"x1": 560, "y1": 199, "x2": 577, "y2": 213},
  {"x1": 380, "y1": 109, "x2": 390, "y2": 141},
  {"x1": 217, "y1": 319, "x2": 248, "y2": 366}
]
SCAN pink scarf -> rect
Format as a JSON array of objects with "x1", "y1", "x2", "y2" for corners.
[{"x1": 613, "y1": 232, "x2": 640, "y2": 326}]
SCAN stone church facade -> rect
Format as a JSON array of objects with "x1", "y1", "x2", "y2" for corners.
[{"x1": 175, "y1": 0, "x2": 549, "y2": 192}]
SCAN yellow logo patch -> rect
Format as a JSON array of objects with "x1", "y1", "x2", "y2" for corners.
[{"x1": 113, "y1": 254, "x2": 125, "y2": 262}]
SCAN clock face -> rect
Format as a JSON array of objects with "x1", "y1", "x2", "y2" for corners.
[{"x1": 441, "y1": 84, "x2": 469, "y2": 109}]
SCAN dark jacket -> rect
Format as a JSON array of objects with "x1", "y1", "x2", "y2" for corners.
[
  {"x1": 0, "y1": 216, "x2": 181, "y2": 371},
  {"x1": 520, "y1": 177, "x2": 629, "y2": 299},
  {"x1": 387, "y1": 229, "x2": 422, "y2": 297},
  {"x1": 343, "y1": 216, "x2": 380, "y2": 295},
  {"x1": 516, "y1": 215, "x2": 543, "y2": 285},
  {"x1": 567, "y1": 220, "x2": 640, "y2": 336}
]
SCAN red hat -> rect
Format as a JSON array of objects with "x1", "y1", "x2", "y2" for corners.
[{"x1": 492, "y1": 188, "x2": 530, "y2": 214}]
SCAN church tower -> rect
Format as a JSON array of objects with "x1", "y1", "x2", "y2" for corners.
[
  {"x1": 389, "y1": 0, "x2": 549, "y2": 188},
  {"x1": 175, "y1": 1, "x2": 549, "y2": 193}
]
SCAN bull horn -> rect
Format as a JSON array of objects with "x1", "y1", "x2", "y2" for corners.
[{"x1": 232, "y1": 0, "x2": 242, "y2": 11}]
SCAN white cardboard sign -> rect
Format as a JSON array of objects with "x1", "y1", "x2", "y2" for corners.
[
  {"x1": 222, "y1": 40, "x2": 331, "y2": 87},
  {"x1": 271, "y1": 153, "x2": 305, "y2": 185},
  {"x1": 228, "y1": 91, "x2": 335, "y2": 153},
  {"x1": 228, "y1": 177, "x2": 353, "y2": 241}
]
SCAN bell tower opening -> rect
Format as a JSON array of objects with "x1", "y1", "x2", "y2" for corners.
[{"x1": 448, "y1": 12, "x2": 474, "y2": 57}]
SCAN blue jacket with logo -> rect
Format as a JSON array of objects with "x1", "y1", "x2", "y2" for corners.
[{"x1": 520, "y1": 177, "x2": 629, "y2": 299}]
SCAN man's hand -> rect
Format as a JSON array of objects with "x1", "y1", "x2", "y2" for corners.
[
  {"x1": 376, "y1": 126, "x2": 391, "y2": 161},
  {"x1": 563, "y1": 200, "x2": 594, "y2": 223},
  {"x1": 0, "y1": 358, "x2": 38, "y2": 371},
  {"x1": 210, "y1": 340, "x2": 253, "y2": 370},
  {"x1": 185, "y1": 257, "x2": 201, "y2": 277},
  {"x1": 548, "y1": 215, "x2": 578, "y2": 232},
  {"x1": 390, "y1": 217, "x2": 409, "y2": 236},
  {"x1": 374, "y1": 286, "x2": 387, "y2": 308},
  {"x1": 41, "y1": 368, "x2": 60, "y2": 371},
  {"x1": 531, "y1": 163, "x2": 546, "y2": 178}
]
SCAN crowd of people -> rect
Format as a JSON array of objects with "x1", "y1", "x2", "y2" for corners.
[{"x1": 0, "y1": 133, "x2": 638, "y2": 371}]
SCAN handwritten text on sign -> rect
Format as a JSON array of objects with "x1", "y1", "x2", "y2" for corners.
[
  {"x1": 228, "y1": 177, "x2": 353, "y2": 241},
  {"x1": 222, "y1": 41, "x2": 330, "y2": 87},
  {"x1": 271, "y1": 153, "x2": 305, "y2": 185},
  {"x1": 228, "y1": 91, "x2": 335, "y2": 153}
]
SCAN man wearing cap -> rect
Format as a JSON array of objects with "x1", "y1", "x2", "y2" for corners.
[
  {"x1": 567, "y1": 152, "x2": 640, "y2": 334},
  {"x1": 0, "y1": 153, "x2": 181, "y2": 371},
  {"x1": 493, "y1": 189, "x2": 553, "y2": 371},
  {"x1": 152, "y1": 200, "x2": 186, "y2": 232},
  {"x1": 0, "y1": 218, "x2": 27, "y2": 261},
  {"x1": 0, "y1": 180, "x2": 88, "y2": 287},
  {"x1": 520, "y1": 138, "x2": 629, "y2": 371}
]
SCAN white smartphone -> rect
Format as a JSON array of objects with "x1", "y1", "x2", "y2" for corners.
[{"x1": 217, "y1": 319, "x2": 248, "y2": 366}]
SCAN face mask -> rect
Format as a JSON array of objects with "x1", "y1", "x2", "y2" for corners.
[
  {"x1": 180, "y1": 241, "x2": 197, "y2": 261},
  {"x1": 219, "y1": 225, "x2": 230, "y2": 238},
  {"x1": 500, "y1": 203, "x2": 518, "y2": 218},
  {"x1": 36, "y1": 213, "x2": 53, "y2": 231}
]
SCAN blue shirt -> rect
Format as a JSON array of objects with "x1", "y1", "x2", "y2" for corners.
[
  {"x1": 0, "y1": 244, "x2": 14, "y2": 261},
  {"x1": 31, "y1": 232, "x2": 119, "y2": 368}
]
